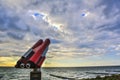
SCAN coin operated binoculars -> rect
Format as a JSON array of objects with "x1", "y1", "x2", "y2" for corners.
[{"x1": 15, "y1": 39, "x2": 50, "y2": 80}]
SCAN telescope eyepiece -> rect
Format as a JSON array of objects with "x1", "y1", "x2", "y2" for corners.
[
  {"x1": 20, "y1": 63, "x2": 25, "y2": 68},
  {"x1": 26, "y1": 63, "x2": 31, "y2": 68}
]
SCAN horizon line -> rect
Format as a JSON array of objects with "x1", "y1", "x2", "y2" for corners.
[{"x1": 0, "y1": 65, "x2": 120, "y2": 68}]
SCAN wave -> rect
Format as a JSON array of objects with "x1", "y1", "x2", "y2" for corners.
[
  {"x1": 0, "y1": 74, "x2": 4, "y2": 79},
  {"x1": 50, "y1": 74, "x2": 77, "y2": 80},
  {"x1": 105, "y1": 70, "x2": 120, "y2": 72},
  {"x1": 85, "y1": 72, "x2": 110, "y2": 75}
]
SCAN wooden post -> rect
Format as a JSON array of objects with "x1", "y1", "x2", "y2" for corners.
[{"x1": 30, "y1": 68, "x2": 41, "y2": 80}]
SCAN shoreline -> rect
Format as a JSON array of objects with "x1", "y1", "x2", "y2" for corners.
[
  {"x1": 81, "y1": 74, "x2": 120, "y2": 80},
  {"x1": 50, "y1": 74, "x2": 120, "y2": 80}
]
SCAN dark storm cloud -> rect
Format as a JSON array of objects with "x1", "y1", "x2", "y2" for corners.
[
  {"x1": 0, "y1": 5, "x2": 30, "y2": 41},
  {"x1": 99, "y1": 23, "x2": 120, "y2": 32},
  {"x1": 50, "y1": 1, "x2": 68, "y2": 16},
  {"x1": 99, "y1": 0, "x2": 120, "y2": 17},
  {"x1": 0, "y1": 11, "x2": 29, "y2": 32},
  {"x1": 7, "y1": 32, "x2": 24, "y2": 40}
]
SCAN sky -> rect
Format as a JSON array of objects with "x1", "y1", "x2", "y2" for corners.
[{"x1": 0, "y1": 0, "x2": 120, "y2": 67}]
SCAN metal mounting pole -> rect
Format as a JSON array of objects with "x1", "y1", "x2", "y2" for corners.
[{"x1": 30, "y1": 68, "x2": 41, "y2": 80}]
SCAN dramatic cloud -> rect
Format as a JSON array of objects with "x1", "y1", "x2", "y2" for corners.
[{"x1": 0, "y1": 0, "x2": 120, "y2": 66}]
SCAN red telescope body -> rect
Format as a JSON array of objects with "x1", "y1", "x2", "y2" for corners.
[
  {"x1": 22, "y1": 39, "x2": 43, "y2": 59},
  {"x1": 26, "y1": 39, "x2": 50, "y2": 68},
  {"x1": 15, "y1": 38, "x2": 50, "y2": 68}
]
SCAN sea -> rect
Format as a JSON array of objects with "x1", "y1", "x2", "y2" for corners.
[{"x1": 0, "y1": 66, "x2": 120, "y2": 80}]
